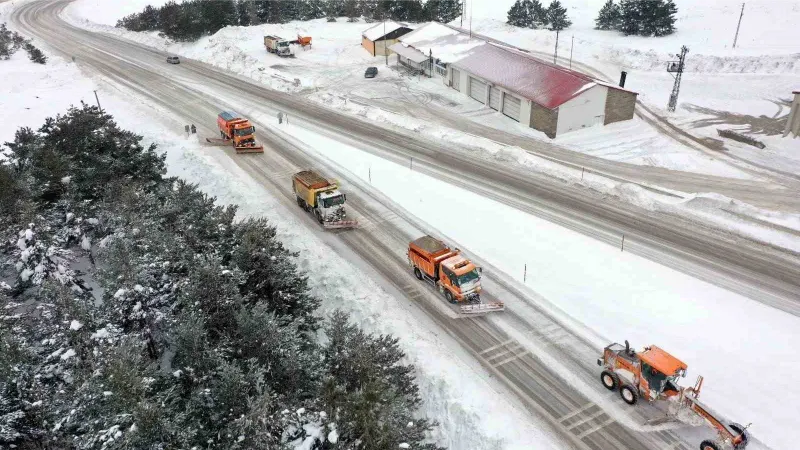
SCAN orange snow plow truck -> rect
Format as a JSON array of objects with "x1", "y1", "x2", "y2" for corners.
[
  {"x1": 408, "y1": 235, "x2": 504, "y2": 315},
  {"x1": 598, "y1": 341, "x2": 751, "y2": 450},
  {"x1": 205, "y1": 111, "x2": 263, "y2": 154}
]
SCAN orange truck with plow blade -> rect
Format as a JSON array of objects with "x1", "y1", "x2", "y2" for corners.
[
  {"x1": 408, "y1": 235, "x2": 504, "y2": 315},
  {"x1": 205, "y1": 111, "x2": 263, "y2": 154},
  {"x1": 598, "y1": 341, "x2": 751, "y2": 450}
]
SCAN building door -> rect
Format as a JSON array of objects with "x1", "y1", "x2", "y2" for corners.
[
  {"x1": 502, "y1": 94, "x2": 521, "y2": 121},
  {"x1": 469, "y1": 77, "x2": 487, "y2": 104},
  {"x1": 451, "y1": 68, "x2": 460, "y2": 90},
  {"x1": 489, "y1": 86, "x2": 502, "y2": 111}
]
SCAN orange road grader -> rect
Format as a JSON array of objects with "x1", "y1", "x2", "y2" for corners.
[{"x1": 598, "y1": 341, "x2": 751, "y2": 450}]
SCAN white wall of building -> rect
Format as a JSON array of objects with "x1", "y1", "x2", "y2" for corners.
[
  {"x1": 556, "y1": 85, "x2": 608, "y2": 135},
  {"x1": 520, "y1": 98, "x2": 532, "y2": 126}
]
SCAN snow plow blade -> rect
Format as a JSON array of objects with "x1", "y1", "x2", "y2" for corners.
[
  {"x1": 234, "y1": 144, "x2": 264, "y2": 154},
  {"x1": 459, "y1": 301, "x2": 505, "y2": 314},
  {"x1": 323, "y1": 220, "x2": 358, "y2": 230},
  {"x1": 205, "y1": 137, "x2": 229, "y2": 146}
]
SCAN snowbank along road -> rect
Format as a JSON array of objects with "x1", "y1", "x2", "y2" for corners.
[
  {"x1": 19, "y1": 0, "x2": 800, "y2": 318},
  {"x1": 8, "y1": 1, "x2": 788, "y2": 449}
]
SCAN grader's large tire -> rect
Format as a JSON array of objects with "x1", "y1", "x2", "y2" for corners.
[
  {"x1": 699, "y1": 440, "x2": 721, "y2": 450},
  {"x1": 729, "y1": 422, "x2": 750, "y2": 449},
  {"x1": 600, "y1": 370, "x2": 619, "y2": 391},
  {"x1": 619, "y1": 384, "x2": 639, "y2": 405}
]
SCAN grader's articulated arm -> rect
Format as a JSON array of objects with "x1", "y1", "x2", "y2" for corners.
[{"x1": 680, "y1": 377, "x2": 751, "y2": 450}]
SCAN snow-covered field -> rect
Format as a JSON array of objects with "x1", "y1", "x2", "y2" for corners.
[
  {"x1": 0, "y1": 13, "x2": 566, "y2": 450},
  {"x1": 64, "y1": 0, "x2": 800, "y2": 180},
  {"x1": 7, "y1": 1, "x2": 800, "y2": 449}
]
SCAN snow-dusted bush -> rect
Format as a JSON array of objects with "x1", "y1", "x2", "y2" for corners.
[{"x1": 0, "y1": 105, "x2": 442, "y2": 449}]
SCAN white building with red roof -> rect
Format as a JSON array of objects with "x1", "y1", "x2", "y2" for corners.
[{"x1": 392, "y1": 22, "x2": 638, "y2": 138}]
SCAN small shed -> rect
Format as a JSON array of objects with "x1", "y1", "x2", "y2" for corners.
[{"x1": 361, "y1": 21, "x2": 413, "y2": 57}]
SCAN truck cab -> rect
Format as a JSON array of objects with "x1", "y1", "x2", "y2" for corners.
[
  {"x1": 315, "y1": 189, "x2": 347, "y2": 224},
  {"x1": 598, "y1": 341, "x2": 686, "y2": 404},
  {"x1": 230, "y1": 121, "x2": 256, "y2": 147},
  {"x1": 439, "y1": 254, "x2": 482, "y2": 302}
]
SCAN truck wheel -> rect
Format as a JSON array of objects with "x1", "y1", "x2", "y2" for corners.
[
  {"x1": 221, "y1": 131, "x2": 225, "y2": 139},
  {"x1": 600, "y1": 370, "x2": 619, "y2": 391},
  {"x1": 444, "y1": 290, "x2": 455, "y2": 304},
  {"x1": 296, "y1": 197, "x2": 304, "y2": 208},
  {"x1": 413, "y1": 268, "x2": 423, "y2": 280},
  {"x1": 729, "y1": 423, "x2": 749, "y2": 449},
  {"x1": 619, "y1": 384, "x2": 638, "y2": 405},
  {"x1": 699, "y1": 440, "x2": 721, "y2": 450},
  {"x1": 315, "y1": 210, "x2": 323, "y2": 224}
]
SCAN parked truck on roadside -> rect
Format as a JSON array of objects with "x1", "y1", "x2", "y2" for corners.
[
  {"x1": 292, "y1": 170, "x2": 358, "y2": 229},
  {"x1": 205, "y1": 111, "x2": 264, "y2": 153},
  {"x1": 408, "y1": 235, "x2": 504, "y2": 314},
  {"x1": 264, "y1": 35, "x2": 294, "y2": 57}
]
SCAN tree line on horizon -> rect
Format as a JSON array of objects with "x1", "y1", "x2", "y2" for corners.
[{"x1": 117, "y1": 0, "x2": 463, "y2": 41}]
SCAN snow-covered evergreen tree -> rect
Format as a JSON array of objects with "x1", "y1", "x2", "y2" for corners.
[
  {"x1": 529, "y1": 0, "x2": 548, "y2": 26},
  {"x1": 619, "y1": 0, "x2": 640, "y2": 35},
  {"x1": 425, "y1": 0, "x2": 462, "y2": 23},
  {"x1": 506, "y1": 0, "x2": 528, "y2": 27},
  {"x1": 300, "y1": 0, "x2": 327, "y2": 20},
  {"x1": 199, "y1": 0, "x2": 237, "y2": 34},
  {"x1": 235, "y1": 0, "x2": 251, "y2": 25},
  {"x1": 325, "y1": 0, "x2": 345, "y2": 21},
  {"x1": 546, "y1": 0, "x2": 572, "y2": 31},
  {"x1": 651, "y1": 0, "x2": 678, "y2": 36},
  {"x1": 595, "y1": 0, "x2": 621, "y2": 30},
  {"x1": 344, "y1": 0, "x2": 360, "y2": 21},
  {"x1": 280, "y1": 0, "x2": 302, "y2": 22}
]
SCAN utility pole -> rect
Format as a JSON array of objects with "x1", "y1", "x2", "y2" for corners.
[
  {"x1": 553, "y1": 30, "x2": 559, "y2": 65},
  {"x1": 93, "y1": 90, "x2": 102, "y2": 111},
  {"x1": 461, "y1": 0, "x2": 464, "y2": 27},
  {"x1": 469, "y1": 0, "x2": 472, "y2": 38},
  {"x1": 569, "y1": 35, "x2": 574, "y2": 69},
  {"x1": 733, "y1": 3, "x2": 745, "y2": 49},
  {"x1": 667, "y1": 45, "x2": 689, "y2": 112},
  {"x1": 383, "y1": 16, "x2": 388, "y2": 66}
]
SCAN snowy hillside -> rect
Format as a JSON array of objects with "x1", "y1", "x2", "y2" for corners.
[{"x1": 466, "y1": 0, "x2": 800, "y2": 55}]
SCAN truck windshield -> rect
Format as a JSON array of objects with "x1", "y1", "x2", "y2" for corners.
[
  {"x1": 322, "y1": 195, "x2": 345, "y2": 208},
  {"x1": 234, "y1": 127, "x2": 254, "y2": 136},
  {"x1": 457, "y1": 269, "x2": 480, "y2": 286},
  {"x1": 278, "y1": 42, "x2": 289, "y2": 47}
]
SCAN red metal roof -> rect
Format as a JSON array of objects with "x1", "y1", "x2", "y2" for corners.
[{"x1": 453, "y1": 44, "x2": 637, "y2": 109}]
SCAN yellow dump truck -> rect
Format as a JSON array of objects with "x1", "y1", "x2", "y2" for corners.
[{"x1": 292, "y1": 170, "x2": 357, "y2": 229}]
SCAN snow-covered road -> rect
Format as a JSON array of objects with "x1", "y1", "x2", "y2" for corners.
[{"x1": 7, "y1": 1, "x2": 799, "y2": 448}]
